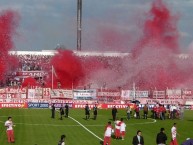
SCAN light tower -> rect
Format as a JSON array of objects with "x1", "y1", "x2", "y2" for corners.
[{"x1": 77, "y1": 0, "x2": 82, "y2": 51}]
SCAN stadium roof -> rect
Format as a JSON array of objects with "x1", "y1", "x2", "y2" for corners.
[
  {"x1": 8, "y1": 50, "x2": 191, "y2": 59},
  {"x1": 9, "y1": 50, "x2": 131, "y2": 57}
]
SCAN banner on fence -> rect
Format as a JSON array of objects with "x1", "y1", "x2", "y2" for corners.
[
  {"x1": 138, "y1": 98, "x2": 185, "y2": 105},
  {"x1": 73, "y1": 89, "x2": 96, "y2": 100},
  {"x1": 0, "y1": 103, "x2": 27, "y2": 108},
  {"x1": 50, "y1": 89, "x2": 73, "y2": 99},
  {"x1": 73, "y1": 103, "x2": 136, "y2": 109},
  {"x1": 152, "y1": 91, "x2": 165, "y2": 99},
  {"x1": 51, "y1": 103, "x2": 73, "y2": 108},
  {"x1": 28, "y1": 103, "x2": 49, "y2": 108},
  {"x1": 121, "y1": 90, "x2": 149, "y2": 99}
]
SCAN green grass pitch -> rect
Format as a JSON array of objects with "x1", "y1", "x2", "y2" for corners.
[{"x1": 0, "y1": 108, "x2": 192, "y2": 145}]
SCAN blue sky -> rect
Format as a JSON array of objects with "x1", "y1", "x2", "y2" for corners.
[{"x1": 0, "y1": 0, "x2": 193, "y2": 52}]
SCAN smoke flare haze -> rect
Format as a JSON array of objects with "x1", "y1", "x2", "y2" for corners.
[{"x1": 49, "y1": 0, "x2": 193, "y2": 90}]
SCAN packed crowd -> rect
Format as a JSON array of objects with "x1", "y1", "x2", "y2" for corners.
[
  {"x1": 16, "y1": 54, "x2": 52, "y2": 71},
  {"x1": 128, "y1": 103, "x2": 185, "y2": 120}
]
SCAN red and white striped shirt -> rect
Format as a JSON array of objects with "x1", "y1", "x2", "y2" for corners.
[
  {"x1": 104, "y1": 125, "x2": 113, "y2": 137},
  {"x1": 171, "y1": 126, "x2": 177, "y2": 139}
]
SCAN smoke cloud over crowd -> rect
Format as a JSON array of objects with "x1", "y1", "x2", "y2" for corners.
[
  {"x1": 0, "y1": 10, "x2": 19, "y2": 82},
  {"x1": 1, "y1": 0, "x2": 193, "y2": 90},
  {"x1": 49, "y1": 0, "x2": 193, "y2": 90}
]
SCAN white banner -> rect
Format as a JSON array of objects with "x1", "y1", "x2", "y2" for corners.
[
  {"x1": 73, "y1": 89, "x2": 97, "y2": 100},
  {"x1": 98, "y1": 91, "x2": 120, "y2": 97},
  {"x1": 28, "y1": 89, "x2": 36, "y2": 99},
  {"x1": 121, "y1": 90, "x2": 133, "y2": 99},
  {"x1": 20, "y1": 94, "x2": 27, "y2": 99},
  {"x1": 138, "y1": 98, "x2": 185, "y2": 105},
  {"x1": 34, "y1": 88, "x2": 43, "y2": 98},
  {"x1": 152, "y1": 91, "x2": 166, "y2": 99},
  {"x1": 121, "y1": 90, "x2": 149, "y2": 99},
  {"x1": 0, "y1": 88, "x2": 6, "y2": 93},
  {"x1": 166, "y1": 89, "x2": 181, "y2": 96},
  {"x1": 50, "y1": 89, "x2": 73, "y2": 99},
  {"x1": 135, "y1": 91, "x2": 149, "y2": 98}
]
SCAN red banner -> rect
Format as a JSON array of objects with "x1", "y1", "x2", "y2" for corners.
[
  {"x1": 0, "y1": 103, "x2": 27, "y2": 108},
  {"x1": 73, "y1": 103, "x2": 136, "y2": 109}
]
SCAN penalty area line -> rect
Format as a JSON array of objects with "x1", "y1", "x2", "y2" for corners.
[
  {"x1": 0, "y1": 121, "x2": 103, "y2": 127},
  {"x1": 129, "y1": 118, "x2": 157, "y2": 125},
  {"x1": 69, "y1": 116, "x2": 103, "y2": 141}
]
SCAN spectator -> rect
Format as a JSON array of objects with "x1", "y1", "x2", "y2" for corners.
[
  {"x1": 85, "y1": 104, "x2": 90, "y2": 120},
  {"x1": 143, "y1": 104, "x2": 148, "y2": 119},
  {"x1": 179, "y1": 104, "x2": 184, "y2": 120},
  {"x1": 135, "y1": 105, "x2": 140, "y2": 119},
  {"x1": 156, "y1": 128, "x2": 167, "y2": 145},
  {"x1": 112, "y1": 106, "x2": 118, "y2": 121},
  {"x1": 132, "y1": 130, "x2": 144, "y2": 145},
  {"x1": 126, "y1": 105, "x2": 131, "y2": 120},
  {"x1": 93, "y1": 104, "x2": 98, "y2": 120},
  {"x1": 59, "y1": 105, "x2": 64, "y2": 120},
  {"x1": 51, "y1": 103, "x2": 55, "y2": 118},
  {"x1": 65, "y1": 103, "x2": 69, "y2": 118}
]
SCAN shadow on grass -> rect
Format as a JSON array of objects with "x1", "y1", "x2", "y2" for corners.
[{"x1": 99, "y1": 140, "x2": 103, "y2": 145}]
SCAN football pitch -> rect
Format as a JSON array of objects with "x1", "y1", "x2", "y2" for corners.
[{"x1": 0, "y1": 108, "x2": 192, "y2": 145}]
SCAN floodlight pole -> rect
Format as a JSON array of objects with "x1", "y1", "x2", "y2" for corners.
[{"x1": 77, "y1": 0, "x2": 82, "y2": 51}]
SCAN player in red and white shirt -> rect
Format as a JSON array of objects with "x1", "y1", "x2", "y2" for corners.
[
  {"x1": 114, "y1": 118, "x2": 121, "y2": 139},
  {"x1": 4, "y1": 116, "x2": 15, "y2": 143},
  {"x1": 103, "y1": 121, "x2": 113, "y2": 145},
  {"x1": 119, "y1": 118, "x2": 126, "y2": 140},
  {"x1": 170, "y1": 123, "x2": 179, "y2": 145}
]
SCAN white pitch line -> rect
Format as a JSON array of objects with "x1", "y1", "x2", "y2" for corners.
[
  {"x1": 0, "y1": 116, "x2": 156, "y2": 142},
  {"x1": 129, "y1": 118, "x2": 157, "y2": 125},
  {"x1": 0, "y1": 115, "x2": 32, "y2": 117},
  {"x1": 0, "y1": 120, "x2": 104, "y2": 127},
  {"x1": 0, "y1": 118, "x2": 156, "y2": 127},
  {"x1": 69, "y1": 116, "x2": 104, "y2": 141}
]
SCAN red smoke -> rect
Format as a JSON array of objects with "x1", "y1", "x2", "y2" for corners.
[
  {"x1": 22, "y1": 77, "x2": 37, "y2": 88},
  {"x1": 96, "y1": 27, "x2": 131, "y2": 52},
  {"x1": 48, "y1": 0, "x2": 193, "y2": 90},
  {"x1": 132, "y1": 0, "x2": 179, "y2": 56},
  {"x1": 0, "y1": 10, "x2": 20, "y2": 81},
  {"x1": 47, "y1": 49, "x2": 84, "y2": 89},
  {"x1": 129, "y1": 0, "x2": 182, "y2": 89}
]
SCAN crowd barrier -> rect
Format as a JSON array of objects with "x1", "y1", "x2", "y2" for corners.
[{"x1": 0, "y1": 102, "x2": 193, "y2": 110}]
